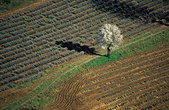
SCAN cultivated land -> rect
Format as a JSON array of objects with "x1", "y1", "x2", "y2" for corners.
[{"x1": 0, "y1": 0, "x2": 169, "y2": 110}]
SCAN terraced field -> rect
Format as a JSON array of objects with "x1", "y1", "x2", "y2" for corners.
[{"x1": 0, "y1": 0, "x2": 169, "y2": 110}]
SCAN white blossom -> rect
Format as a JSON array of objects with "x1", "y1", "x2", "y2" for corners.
[{"x1": 100, "y1": 24, "x2": 123, "y2": 50}]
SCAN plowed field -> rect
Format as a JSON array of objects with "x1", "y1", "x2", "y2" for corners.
[{"x1": 51, "y1": 45, "x2": 169, "y2": 110}]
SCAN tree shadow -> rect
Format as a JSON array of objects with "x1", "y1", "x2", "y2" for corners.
[
  {"x1": 91, "y1": 0, "x2": 168, "y2": 25},
  {"x1": 55, "y1": 41, "x2": 105, "y2": 56}
]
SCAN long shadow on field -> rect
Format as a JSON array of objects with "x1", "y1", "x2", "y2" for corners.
[
  {"x1": 91, "y1": 0, "x2": 169, "y2": 25},
  {"x1": 55, "y1": 41, "x2": 104, "y2": 56}
]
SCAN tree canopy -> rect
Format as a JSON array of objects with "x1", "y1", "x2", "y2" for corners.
[{"x1": 100, "y1": 24, "x2": 123, "y2": 50}]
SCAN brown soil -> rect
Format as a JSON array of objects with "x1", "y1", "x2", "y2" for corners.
[
  {"x1": 47, "y1": 44, "x2": 169, "y2": 110},
  {"x1": 78, "y1": 58, "x2": 169, "y2": 108},
  {"x1": 47, "y1": 74, "x2": 86, "y2": 110}
]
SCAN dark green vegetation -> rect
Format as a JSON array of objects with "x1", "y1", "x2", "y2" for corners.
[{"x1": 0, "y1": 0, "x2": 36, "y2": 13}]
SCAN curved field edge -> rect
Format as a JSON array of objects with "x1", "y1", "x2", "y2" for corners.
[{"x1": 1, "y1": 28, "x2": 169, "y2": 110}]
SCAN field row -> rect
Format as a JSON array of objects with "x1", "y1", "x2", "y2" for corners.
[
  {"x1": 0, "y1": 0, "x2": 165, "y2": 40},
  {"x1": 78, "y1": 46, "x2": 169, "y2": 109},
  {"x1": 0, "y1": 0, "x2": 167, "y2": 91},
  {"x1": 83, "y1": 50, "x2": 169, "y2": 93},
  {"x1": 0, "y1": 0, "x2": 163, "y2": 58}
]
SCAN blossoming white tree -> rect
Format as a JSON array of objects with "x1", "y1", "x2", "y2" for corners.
[{"x1": 100, "y1": 24, "x2": 123, "y2": 58}]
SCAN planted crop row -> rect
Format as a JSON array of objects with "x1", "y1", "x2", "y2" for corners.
[
  {"x1": 141, "y1": 97, "x2": 169, "y2": 110},
  {"x1": 0, "y1": 46, "x2": 61, "y2": 73},
  {"x1": 0, "y1": 0, "x2": 158, "y2": 50},
  {"x1": 0, "y1": 0, "x2": 63, "y2": 24},
  {"x1": 84, "y1": 46, "x2": 169, "y2": 87},
  {"x1": 0, "y1": 1, "x2": 164, "y2": 26},
  {"x1": 0, "y1": 51, "x2": 85, "y2": 91},
  {"x1": 0, "y1": 7, "x2": 117, "y2": 57},
  {"x1": 0, "y1": 38, "x2": 102, "y2": 91},
  {"x1": 0, "y1": 30, "x2": 100, "y2": 77},
  {"x1": 97, "y1": 65, "x2": 168, "y2": 101},
  {"x1": 1, "y1": 36, "x2": 99, "y2": 79},
  {"x1": 0, "y1": 0, "x2": 99, "y2": 52},
  {"x1": 0, "y1": 0, "x2": 151, "y2": 41},
  {"x1": 0, "y1": 46, "x2": 68, "y2": 74},
  {"x1": 64, "y1": 12, "x2": 152, "y2": 45},
  {"x1": 97, "y1": 45, "x2": 168, "y2": 77},
  {"x1": 0, "y1": 0, "x2": 167, "y2": 92},
  {"x1": 98, "y1": 62, "x2": 169, "y2": 95},
  {"x1": 0, "y1": 21, "x2": 26, "y2": 33},
  {"x1": 107, "y1": 80, "x2": 168, "y2": 110},
  {"x1": 81, "y1": 60, "x2": 168, "y2": 109},
  {"x1": 84, "y1": 55, "x2": 168, "y2": 94},
  {"x1": 124, "y1": 23, "x2": 157, "y2": 38},
  {"x1": 83, "y1": 52, "x2": 168, "y2": 93},
  {"x1": 105, "y1": 81, "x2": 168, "y2": 105},
  {"x1": 0, "y1": 0, "x2": 85, "y2": 35},
  {"x1": 0, "y1": 50, "x2": 76, "y2": 86},
  {"x1": 78, "y1": 44, "x2": 169, "y2": 109},
  {"x1": 0, "y1": 35, "x2": 101, "y2": 79}
]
